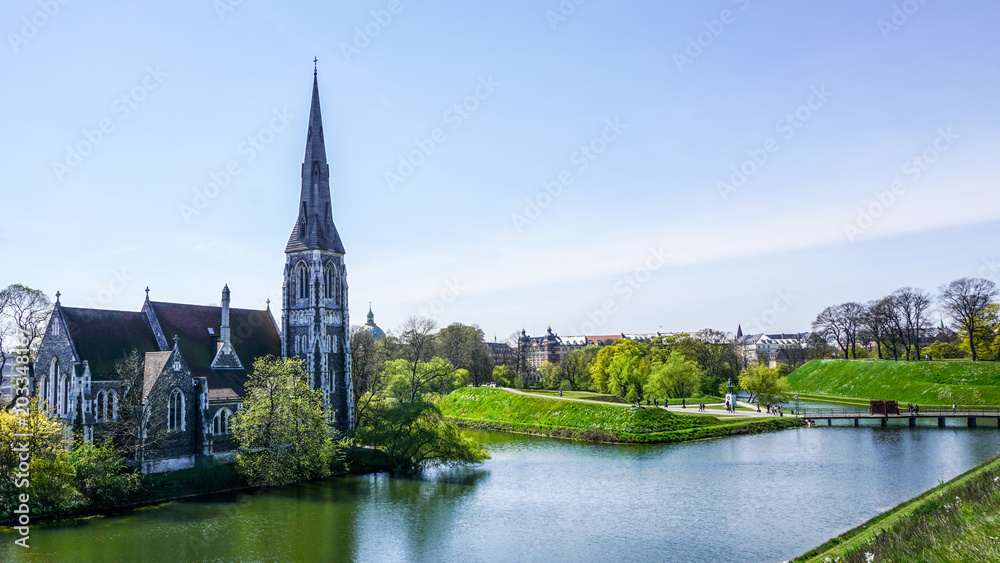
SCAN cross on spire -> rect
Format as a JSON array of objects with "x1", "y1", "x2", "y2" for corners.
[{"x1": 314, "y1": 57, "x2": 318, "y2": 76}]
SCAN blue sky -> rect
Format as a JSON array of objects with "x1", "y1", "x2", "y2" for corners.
[{"x1": 2, "y1": 0, "x2": 998, "y2": 341}]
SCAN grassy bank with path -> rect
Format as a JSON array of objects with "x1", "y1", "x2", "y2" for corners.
[
  {"x1": 788, "y1": 359, "x2": 1000, "y2": 407},
  {"x1": 795, "y1": 453, "x2": 1000, "y2": 562},
  {"x1": 440, "y1": 387, "x2": 802, "y2": 444}
]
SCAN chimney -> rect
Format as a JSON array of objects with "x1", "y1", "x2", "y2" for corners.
[{"x1": 221, "y1": 284, "x2": 231, "y2": 344}]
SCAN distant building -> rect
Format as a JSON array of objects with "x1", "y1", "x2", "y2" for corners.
[
  {"x1": 1, "y1": 353, "x2": 14, "y2": 401},
  {"x1": 359, "y1": 306, "x2": 385, "y2": 341},
  {"x1": 737, "y1": 328, "x2": 812, "y2": 367},
  {"x1": 486, "y1": 340, "x2": 516, "y2": 368}
]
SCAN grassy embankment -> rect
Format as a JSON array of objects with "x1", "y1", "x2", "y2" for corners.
[
  {"x1": 796, "y1": 453, "x2": 1000, "y2": 562},
  {"x1": 439, "y1": 387, "x2": 801, "y2": 444},
  {"x1": 788, "y1": 359, "x2": 1000, "y2": 407}
]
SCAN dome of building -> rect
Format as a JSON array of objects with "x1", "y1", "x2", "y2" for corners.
[{"x1": 361, "y1": 305, "x2": 385, "y2": 341}]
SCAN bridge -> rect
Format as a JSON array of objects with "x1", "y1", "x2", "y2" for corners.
[{"x1": 800, "y1": 407, "x2": 1000, "y2": 428}]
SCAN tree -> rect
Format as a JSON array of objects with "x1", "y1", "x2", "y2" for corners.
[
  {"x1": 890, "y1": 287, "x2": 933, "y2": 360},
  {"x1": 674, "y1": 331, "x2": 738, "y2": 394},
  {"x1": 0, "y1": 285, "x2": 52, "y2": 380},
  {"x1": 437, "y1": 323, "x2": 492, "y2": 387},
  {"x1": 384, "y1": 357, "x2": 466, "y2": 402},
  {"x1": 231, "y1": 356, "x2": 337, "y2": 487},
  {"x1": 107, "y1": 349, "x2": 172, "y2": 468},
  {"x1": 957, "y1": 303, "x2": 1000, "y2": 361},
  {"x1": 646, "y1": 351, "x2": 701, "y2": 399},
  {"x1": 350, "y1": 326, "x2": 387, "y2": 429},
  {"x1": 812, "y1": 305, "x2": 850, "y2": 359},
  {"x1": 841, "y1": 302, "x2": 865, "y2": 359},
  {"x1": 939, "y1": 278, "x2": 1000, "y2": 361},
  {"x1": 862, "y1": 298, "x2": 894, "y2": 360},
  {"x1": 354, "y1": 399, "x2": 488, "y2": 474},
  {"x1": 923, "y1": 339, "x2": 965, "y2": 360},
  {"x1": 539, "y1": 361, "x2": 560, "y2": 389},
  {"x1": 392, "y1": 317, "x2": 462, "y2": 402},
  {"x1": 558, "y1": 346, "x2": 597, "y2": 391},
  {"x1": 738, "y1": 364, "x2": 790, "y2": 404},
  {"x1": 605, "y1": 341, "x2": 646, "y2": 403},
  {"x1": 69, "y1": 439, "x2": 141, "y2": 509},
  {"x1": 492, "y1": 365, "x2": 515, "y2": 387},
  {"x1": 0, "y1": 397, "x2": 79, "y2": 517}
]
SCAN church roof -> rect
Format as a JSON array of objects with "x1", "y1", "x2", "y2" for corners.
[
  {"x1": 59, "y1": 306, "x2": 160, "y2": 376},
  {"x1": 148, "y1": 301, "x2": 281, "y2": 401},
  {"x1": 285, "y1": 70, "x2": 346, "y2": 255}
]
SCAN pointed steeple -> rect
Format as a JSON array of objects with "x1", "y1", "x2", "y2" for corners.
[
  {"x1": 736, "y1": 324, "x2": 743, "y2": 339},
  {"x1": 286, "y1": 62, "x2": 345, "y2": 255}
]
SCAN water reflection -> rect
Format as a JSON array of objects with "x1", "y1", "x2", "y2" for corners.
[{"x1": 3, "y1": 427, "x2": 999, "y2": 563}]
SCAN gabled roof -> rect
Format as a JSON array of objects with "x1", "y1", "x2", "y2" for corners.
[
  {"x1": 148, "y1": 301, "x2": 281, "y2": 401},
  {"x1": 60, "y1": 306, "x2": 160, "y2": 377}
]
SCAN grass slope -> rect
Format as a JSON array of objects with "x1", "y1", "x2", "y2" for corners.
[
  {"x1": 788, "y1": 359, "x2": 1000, "y2": 406},
  {"x1": 440, "y1": 387, "x2": 801, "y2": 444},
  {"x1": 797, "y1": 454, "x2": 1000, "y2": 562}
]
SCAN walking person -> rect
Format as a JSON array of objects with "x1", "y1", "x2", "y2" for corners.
[{"x1": 953, "y1": 403, "x2": 957, "y2": 413}]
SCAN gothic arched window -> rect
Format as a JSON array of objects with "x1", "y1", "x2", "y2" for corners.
[
  {"x1": 324, "y1": 263, "x2": 337, "y2": 300},
  {"x1": 213, "y1": 408, "x2": 233, "y2": 435},
  {"x1": 96, "y1": 391, "x2": 106, "y2": 422},
  {"x1": 167, "y1": 388, "x2": 184, "y2": 432},
  {"x1": 109, "y1": 390, "x2": 119, "y2": 421},
  {"x1": 60, "y1": 375, "x2": 69, "y2": 416},
  {"x1": 296, "y1": 262, "x2": 308, "y2": 300}
]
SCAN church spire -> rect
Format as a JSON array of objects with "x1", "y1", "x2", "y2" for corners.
[{"x1": 286, "y1": 62, "x2": 345, "y2": 255}]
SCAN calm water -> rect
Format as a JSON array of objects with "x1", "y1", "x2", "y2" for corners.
[{"x1": 3, "y1": 427, "x2": 999, "y2": 562}]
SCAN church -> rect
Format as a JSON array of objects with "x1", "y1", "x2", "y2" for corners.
[{"x1": 30, "y1": 68, "x2": 353, "y2": 473}]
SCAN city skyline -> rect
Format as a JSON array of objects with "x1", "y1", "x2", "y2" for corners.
[{"x1": 3, "y1": 1, "x2": 999, "y2": 340}]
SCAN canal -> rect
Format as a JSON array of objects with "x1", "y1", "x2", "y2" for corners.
[{"x1": 3, "y1": 426, "x2": 999, "y2": 562}]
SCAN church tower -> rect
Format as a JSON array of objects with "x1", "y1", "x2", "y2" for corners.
[{"x1": 282, "y1": 64, "x2": 353, "y2": 431}]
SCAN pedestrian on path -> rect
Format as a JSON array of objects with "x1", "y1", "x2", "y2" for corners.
[{"x1": 953, "y1": 403, "x2": 957, "y2": 413}]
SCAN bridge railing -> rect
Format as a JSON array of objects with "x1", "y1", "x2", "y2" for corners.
[{"x1": 798, "y1": 407, "x2": 1000, "y2": 417}]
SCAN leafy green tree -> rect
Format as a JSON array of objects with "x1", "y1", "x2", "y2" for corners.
[
  {"x1": 646, "y1": 351, "x2": 701, "y2": 399},
  {"x1": 354, "y1": 399, "x2": 488, "y2": 474},
  {"x1": 492, "y1": 365, "x2": 515, "y2": 387},
  {"x1": 738, "y1": 364, "x2": 790, "y2": 404},
  {"x1": 559, "y1": 346, "x2": 597, "y2": 391},
  {"x1": 590, "y1": 341, "x2": 622, "y2": 393},
  {"x1": 539, "y1": 361, "x2": 560, "y2": 389},
  {"x1": 923, "y1": 339, "x2": 966, "y2": 360},
  {"x1": 0, "y1": 397, "x2": 79, "y2": 517},
  {"x1": 232, "y1": 356, "x2": 337, "y2": 487},
  {"x1": 957, "y1": 303, "x2": 1000, "y2": 361},
  {"x1": 383, "y1": 357, "x2": 465, "y2": 403},
  {"x1": 606, "y1": 341, "x2": 646, "y2": 403},
  {"x1": 69, "y1": 439, "x2": 141, "y2": 509}
]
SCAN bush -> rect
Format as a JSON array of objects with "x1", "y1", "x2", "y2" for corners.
[{"x1": 70, "y1": 440, "x2": 142, "y2": 509}]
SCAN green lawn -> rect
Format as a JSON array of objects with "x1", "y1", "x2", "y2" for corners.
[
  {"x1": 787, "y1": 359, "x2": 1000, "y2": 406},
  {"x1": 440, "y1": 388, "x2": 802, "y2": 444}
]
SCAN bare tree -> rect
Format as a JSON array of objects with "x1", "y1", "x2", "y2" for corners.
[
  {"x1": 106, "y1": 349, "x2": 171, "y2": 468},
  {"x1": 862, "y1": 298, "x2": 893, "y2": 360},
  {"x1": 396, "y1": 316, "x2": 459, "y2": 402},
  {"x1": 939, "y1": 278, "x2": 1000, "y2": 361},
  {"x1": 812, "y1": 305, "x2": 849, "y2": 358},
  {"x1": 0, "y1": 285, "x2": 52, "y2": 354},
  {"x1": 841, "y1": 302, "x2": 865, "y2": 359},
  {"x1": 350, "y1": 326, "x2": 387, "y2": 427},
  {"x1": 892, "y1": 287, "x2": 933, "y2": 360}
]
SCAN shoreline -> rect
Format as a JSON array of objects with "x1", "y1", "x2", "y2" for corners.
[{"x1": 794, "y1": 452, "x2": 1000, "y2": 561}]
